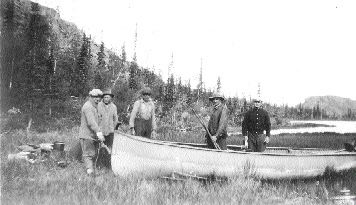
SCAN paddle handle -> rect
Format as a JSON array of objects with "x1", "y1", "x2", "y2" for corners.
[{"x1": 190, "y1": 107, "x2": 221, "y2": 150}]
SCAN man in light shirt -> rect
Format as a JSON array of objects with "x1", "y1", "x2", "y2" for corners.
[
  {"x1": 129, "y1": 87, "x2": 157, "y2": 139},
  {"x1": 98, "y1": 88, "x2": 118, "y2": 150}
]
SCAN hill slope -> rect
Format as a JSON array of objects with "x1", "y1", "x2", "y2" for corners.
[{"x1": 302, "y1": 96, "x2": 356, "y2": 117}]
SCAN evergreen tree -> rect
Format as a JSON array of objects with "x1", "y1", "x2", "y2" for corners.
[
  {"x1": 56, "y1": 28, "x2": 82, "y2": 97},
  {"x1": 97, "y1": 42, "x2": 106, "y2": 68},
  {"x1": 216, "y1": 76, "x2": 221, "y2": 93},
  {"x1": 163, "y1": 74, "x2": 175, "y2": 113},
  {"x1": 121, "y1": 45, "x2": 127, "y2": 62},
  {"x1": 108, "y1": 51, "x2": 121, "y2": 83},
  {"x1": 94, "y1": 41, "x2": 106, "y2": 88},
  {"x1": 120, "y1": 45, "x2": 127, "y2": 72},
  {"x1": 0, "y1": 0, "x2": 26, "y2": 108},
  {"x1": 73, "y1": 33, "x2": 91, "y2": 96},
  {"x1": 316, "y1": 104, "x2": 321, "y2": 119},
  {"x1": 45, "y1": 47, "x2": 55, "y2": 93},
  {"x1": 176, "y1": 77, "x2": 183, "y2": 100},
  {"x1": 129, "y1": 61, "x2": 138, "y2": 90},
  {"x1": 197, "y1": 58, "x2": 203, "y2": 100},
  {"x1": 0, "y1": 0, "x2": 16, "y2": 94},
  {"x1": 186, "y1": 80, "x2": 192, "y2": 104},
  {"x1": 22, "y1": 2, "x2": 51, "y2": 108}
]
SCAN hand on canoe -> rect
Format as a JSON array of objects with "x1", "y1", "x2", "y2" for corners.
[
  {"x1": 97, "y1": 132, "x2": 105, "y2": 142},
  {"x1": 151, "y1": 130, "x2": 157, "y2": 139},
  {"x1": 130, "y1": 127, "x2": 135, "y2": 135},
  {"x1": 211, "y1": 135, "x2": 217, "y2": 142},
  {"x1": 244, "y1": 136, "x2": 248, "y2": 148},
  {"x1": 264, "y1": 136, "x2": 270, "y2": 144}
]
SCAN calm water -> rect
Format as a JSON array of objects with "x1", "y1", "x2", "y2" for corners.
[{"x1": 272, "y1": 120, "x2": 356, "y2": 134}]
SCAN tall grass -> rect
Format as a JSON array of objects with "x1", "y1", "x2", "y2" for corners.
[
  {"x1": 1, "y1": 158, "x2": 329, "y2": 205},
  {"x1": 1, "y1": 115, "x2": 356, "y2": 204}
]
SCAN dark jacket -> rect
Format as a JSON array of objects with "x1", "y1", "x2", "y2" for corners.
[
  {"x1": 207, "y1": 104, "x2": 228, "y2": 140},
  {"x1": 242, "y1": 107, "x2": 271, "y2": 137}
]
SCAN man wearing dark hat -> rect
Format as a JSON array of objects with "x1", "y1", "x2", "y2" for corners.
[
  {"x1": 79, "y1": 89, "x2": 104, "y2": 175},
  {"x1": 129, "y1": 87, "x2": 157, "y2": 139},
  {"x1": 242, "y1": 98, "x2": 271, "y2": 152},
  {"x1": 206, "y1": 93, "x2": 229, "y2": 150},
  {"x1": 98, "y1": 88, "x2": 118, "y2": 150}
]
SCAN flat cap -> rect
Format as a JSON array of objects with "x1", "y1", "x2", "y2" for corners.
[{"x1": 89, "y1": 89, "x2": 103, "y2": 97}]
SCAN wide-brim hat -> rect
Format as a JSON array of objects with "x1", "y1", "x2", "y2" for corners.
[
  {"x1": 89, "y1": 89, "x2": 103, "y2": 97},
  {"x1": 209, "y1": 93, "x2": 225, "y2": 102},
  {"x1": 251, "y1": 97, "x2": 262, "y2": 103},
  {"x1": 140, "y1": 87, "x2": 152, "y2": 95},
  {"x1": 102, "y1": 88, "x2": 114, "y2": 97}
]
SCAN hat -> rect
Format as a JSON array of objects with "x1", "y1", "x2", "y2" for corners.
[
  {"x1": 89, "y1": 89, "x2": 102, "y2": 97},
  {"x1": 102, "y1": 88, "x2": 114, "y2": 97},
  {"x1": 140, "y1": 87, "x2": 152, "y2": 95},
  {"x1": 209, "y1": 93, "x2": 225, "y2": 102},
  {"x1": 252, "y1": 97, "x2": 262, "y2": 103}
]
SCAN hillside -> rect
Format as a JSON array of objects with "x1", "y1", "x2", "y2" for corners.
[
  {"x1": 1, "y1": 0, "x2": 123, "y2": 108},
  {"x1": 302, "y1": 96, "x2": 356, "y2": 117}
]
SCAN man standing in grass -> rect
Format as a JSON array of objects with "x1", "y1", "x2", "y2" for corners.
[
  {"x1": 98, "y1": 88, "x2": 118, "y2": 151},
  {"x1": 242, "y1": 98, "x2": 271, "y2": 152},
  {"x1": 79, "y1": 89, "x2": 105, "y2": 175},
  {"x1": 129, "y1": 87, "x2": 157, "y2": 139},
  {"x1": 206, "y1": 93, "x2": 228, "y2": 150}
]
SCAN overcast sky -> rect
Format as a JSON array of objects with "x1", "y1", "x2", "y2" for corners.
[{"x1": 34, "y1": 0, "x2": 356, "y2": 106}]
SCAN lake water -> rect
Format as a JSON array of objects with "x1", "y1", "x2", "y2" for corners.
[{"x1": 272, "y1": 120, "x2": 356, "y2": 134}]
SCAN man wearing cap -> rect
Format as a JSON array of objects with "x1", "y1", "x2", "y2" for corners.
[
  {"x1": 129, "y1": 87, "x2": 157, "y2": 139},
  {"x1": 79, "y1": 89, "x2": 105, "y2": 175},
  {"x1": 242, "y1": 99, "x2": 271, "y2": 152},
  {"x1": 98, "y1": 88, "x2": 118, "y2": 151},
  {"x1": 206, "y1": 93, "x2": 229, "y2": 150}
]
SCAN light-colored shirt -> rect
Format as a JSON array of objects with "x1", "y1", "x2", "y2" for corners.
[
  {"x1": 129, "y1": 99, "x2": 156, "y2": 130},
  {"x1": 79, "y1": 100, "x2": 100, "y2": 140},
  {"x1": 98, "y1": 101, "x2": 118, "y2": 136}
]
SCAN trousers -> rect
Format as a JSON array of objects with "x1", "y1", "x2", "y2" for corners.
[
  {"x1": 80, "y1": 138, "x2": 99, "y2": 170},
  {"x1": 248, "y1": 133, "x2": 266, "y2": 152},
  {"x1": 104, "y1": 133, "x2": 114, "y2": 149},
  {"x1": 134, "y1": 118, "x2": 152, "y2": 138}
]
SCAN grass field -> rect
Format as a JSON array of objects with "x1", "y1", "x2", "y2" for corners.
[{"x1": 1, "y1": 116, "x2": 356, "y2": 205}]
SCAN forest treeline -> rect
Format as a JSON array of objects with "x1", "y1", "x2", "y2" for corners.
[{"x1": 1, "y1": 0, "x2": 355, "y2": 126}]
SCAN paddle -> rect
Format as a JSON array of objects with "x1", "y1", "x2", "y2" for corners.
[
  {"x1": 187, "y1": 104, "x2": 221, "y2": 150},
  {"x1": 94, "y1": 141, "x2": 111, "y2": 176}
]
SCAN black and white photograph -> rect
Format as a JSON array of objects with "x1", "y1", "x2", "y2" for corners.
[{"x1": 1, "y1": 0, "x2": 356, "y2": 204}]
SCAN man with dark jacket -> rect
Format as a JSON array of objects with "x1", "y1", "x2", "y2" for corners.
[
  {"x1": 206, "y1": 93, "x2": 228, "y2": 150},
  {"x1": 242, "y1": 98, "x2": 271, "y2": 152}
]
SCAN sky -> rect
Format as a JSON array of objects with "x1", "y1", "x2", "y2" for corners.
[{"x1": 33, "y1": 0, "x2": 356, "y2": 106}]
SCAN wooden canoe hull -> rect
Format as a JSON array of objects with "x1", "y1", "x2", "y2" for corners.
[{"x1": 111, "y1": 132, "x2": 356, "y2": 179}]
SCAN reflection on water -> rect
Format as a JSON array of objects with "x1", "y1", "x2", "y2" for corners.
[{"x1": 272, "y1": 120, "x2": 356, "y2": 134}]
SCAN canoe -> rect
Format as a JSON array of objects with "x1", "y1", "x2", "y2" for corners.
[{"x1": 111, "y1": 132, "x2": 356, "y2": 179}]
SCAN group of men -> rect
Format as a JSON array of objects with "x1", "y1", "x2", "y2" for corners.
[
  {"x1": 79, "y1": 87, "x2": 157, "y2": 175},
  {"x1": 79, "y1": 88, "x2": 118, "y2": 175},
  {"x1": 79, "y1": 87, "x2": 271, "y2": 175}
]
